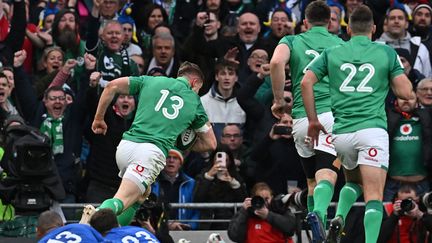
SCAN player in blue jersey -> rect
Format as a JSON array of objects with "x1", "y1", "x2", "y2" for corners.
[
  {"x1": 38, "y1": 223, "x2": 105, "y2": 243},
  {"x1": 90, "y1": 208, "x2": 160, "y2": 243}
]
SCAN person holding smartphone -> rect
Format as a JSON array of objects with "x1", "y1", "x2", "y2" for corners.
[{"x1": 194, "y1": 145, "x2": 248, "y2": 230}]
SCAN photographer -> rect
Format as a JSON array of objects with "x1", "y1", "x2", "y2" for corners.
[
  {"x1": 379, "y1": 184, "x2": 432, "y2": 243},
  {"x1": 227, "y1": 182, "x2": 296, "y2": 243}
]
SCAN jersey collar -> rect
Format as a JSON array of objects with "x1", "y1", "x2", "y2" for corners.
[
  {"x1": 309, "y1": 26, "x2": 328, "y2": 34},
  {"x1": 176, "y1": 76, "x2": 191, "y2": 88},
  {"x1": 350, "y1": 35, "x2": 371, "y2": 43}
]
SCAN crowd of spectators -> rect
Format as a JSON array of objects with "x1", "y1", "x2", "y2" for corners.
[{"x1": 0, "y1": 0, "x2": 432, "y2": 242}]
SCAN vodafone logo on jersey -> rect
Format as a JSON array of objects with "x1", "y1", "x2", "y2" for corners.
[{"x1": 400, "y1": 124, "x2": 412, "y2": 135}]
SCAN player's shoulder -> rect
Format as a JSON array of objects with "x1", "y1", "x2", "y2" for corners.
[
  {"x1": 39, "y1": 224, "x2": 104, "y2": 242},
  {"x1": 105, "y1": 226, "x2": 159, "y2": 242},
  {"x1": 278, "y1": 35, "x2": 295, "y2": 47}
]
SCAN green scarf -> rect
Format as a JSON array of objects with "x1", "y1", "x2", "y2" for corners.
[{"x1": 40, "y1": 115, "x2": 64, "y2": 155}]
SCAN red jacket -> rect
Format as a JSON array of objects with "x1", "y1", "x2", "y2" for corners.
[{"x1": 245, "y1": 217, "x2": 294, "y2": 243}]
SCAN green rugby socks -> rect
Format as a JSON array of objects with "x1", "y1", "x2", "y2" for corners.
[
  {"x1": 117, "y1": 202, "x2": 141, "y2": 226},
  {"x1": 364, "y1": 200, "x2": 383, "y2": 243},
  {"x1": 98, "y1": 198, "x2": 124, "y2": 215},
  {"x1": 313, "y1": 180, "x2": 334, "y2": 225},
  {"x1": 335, "y1": 182, "x2": 362, "y2": 223}
]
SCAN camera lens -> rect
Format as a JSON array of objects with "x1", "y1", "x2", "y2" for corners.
[
  {"x1": 400, "y1": 198, "x2": 414, "y2": 212},
  {"x1": 251, "y1": 196, "x2": 265, "y2": 210}
]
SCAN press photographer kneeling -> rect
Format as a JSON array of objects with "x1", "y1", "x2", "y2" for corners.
[
  {"x1": 227, "y1": 182, "x2": 297, "y2": 243},
  {"x1": 379, "y1": 184, "x2": 432, "y2": 243}
]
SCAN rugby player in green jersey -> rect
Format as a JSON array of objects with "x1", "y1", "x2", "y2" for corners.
[
  {"x1": 301, "y1": 5, "x2": 414, "y2": 243},
  {"x1": 81, "y1": 62, "x2": 217, "y2": 226},
  {"x1": 271, "y1": 2, "x2": 343, "y2": 241}
]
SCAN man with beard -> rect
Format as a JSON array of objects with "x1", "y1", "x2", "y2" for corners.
[
  {"x1": 86, "y1": 2, "x2": 139, "y2": 85},
  {"x1": 51, "y1": 9, "x2": 86, "y2": 87},
  {"x1": 409, "y1": 4, "x2": 432, "y2": 61}
]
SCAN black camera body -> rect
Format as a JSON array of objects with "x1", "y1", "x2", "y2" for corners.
[
  {"x1": 274, "y1": 125, "x2": 292, "y2": 135},
  {"x1": 400, "y1": 198, "x2": 415, "y2": 213}
]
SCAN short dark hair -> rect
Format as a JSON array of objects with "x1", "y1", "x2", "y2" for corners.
[
  {"x1": 386, "y1": 7, "x2": 408, "y2": 21},
  {"x1": 177, "y1": 61, "x2": 205, "y2": 84},
  {"x1": 89, "y1": 209, "x2": 119, "y2": 236},
  {"x1": 305, "y1": 1, "x2": 331, "y2": 26},
  {"x1": 44, "y1": 86, "x2": 66, "y2": 99},
  {"x1": 349, "y1": 5, "x2": 374, "y2": 34},
  {"x1": 214, "y1": 59, "x2": 238, "y2": 75},
  {"x1": 37, "y1": 211, "x2": 63, "y2": 237}
]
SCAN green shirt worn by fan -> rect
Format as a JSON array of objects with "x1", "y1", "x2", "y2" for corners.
[
  {"x1": 279, "y1": 26, "x2": 344, "y2": 119},
  {"x1": 308, "y1": 36, "x2": 404, "y2": 134},
  {"x1": 123, "y1": 76, "x2": 209, "y2": 156}
]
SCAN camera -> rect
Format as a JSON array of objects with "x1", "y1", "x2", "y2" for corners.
[
  {"x1": 136, "y1": 193, "x2": 159, "y2": 221},
  {"x1": 400, "y1": 198, "x2": 415, "y2": 213},
  {"x1": 251, "y1": 196, "x2": 265, "y2": 210},
  {"x1": 273, "y1": 189, "x2": 307, "y2": 211},
  {"x1": 274, "y1": 125, "x2": 292, "y2": 135},
  {"x1": 422, "y1": 192, "x2": 432, "y2": 209}
]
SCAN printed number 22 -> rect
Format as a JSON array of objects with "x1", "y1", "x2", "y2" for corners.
[
  {"x1": 155, "y1": 90, "x2": 184, "y2": 119},
  {"x1": 339, "y1": 63, "x2": 374, "y2": 93}
]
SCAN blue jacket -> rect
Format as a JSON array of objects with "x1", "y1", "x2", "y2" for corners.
[{"x1": 152, "y1": 172, "x2": 200, "y2": 230}]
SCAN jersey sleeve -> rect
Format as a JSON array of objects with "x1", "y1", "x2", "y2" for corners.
[
  {"x1": 308, "y1": 50, "x2": 329, "y2": 81},
  {"x1": 190, "y1": 101, "x2": 209, "y2": 131},
  {"x1": 278, "y1": 35, "x2": 295, "y2": 50},
  {"x1": 388, "y1": 47, "x2": 405, "y2": 80},
  {"x1": 128, "y1": 76, "x2": 150, "y2": 95}
]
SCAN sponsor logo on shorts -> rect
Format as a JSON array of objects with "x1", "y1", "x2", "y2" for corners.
[
  {"x1": 325, "y1": 135, "x2": 332, "y2": 144},
  {"x1": 400, "y1": 124, "x2": 412, "y2": 135},
  {"x1": 368, "y1": 148, "x2": 378, "y2": 157},
  {"x1": 365, "y1": 148, "x2": 379, "y2": 162},
  {"x1": 133, "y1": 165, "x2": 145, "y2": 176}
]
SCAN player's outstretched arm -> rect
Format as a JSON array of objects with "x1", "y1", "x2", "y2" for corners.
[
  {"x1": 93, "y1": 77, "x2": 130, "y2": 134},
  {"x1": 191, "y1": 122, "x2": 217, "y2": 152},
  {"x1": 270, "y1": 44, "x2": 291, "y2": 119},
  {"x1": 391, "y1": 74, "x2": 415, "y2": 101},
  {"x1": 301, "y1": 70, "x2": 326, "y2": 146}
]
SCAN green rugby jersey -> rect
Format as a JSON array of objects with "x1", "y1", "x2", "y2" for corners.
[
  {"x1": 309, "y1": 36, "x2": 404, "y2": 134},
  {"x1": 123, "y1": 76, "x2": 208, "y2": 155},
  {"x1": 279, "y1": 26, "x2": 344, "y2": 119}
]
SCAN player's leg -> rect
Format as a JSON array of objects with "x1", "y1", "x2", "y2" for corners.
[
  {"x1": 360, "y1": 165, "x2": 386, "y2": 243},
  {"x1": 116, "y1": 187, "x2": 152, "y2": 226},
  {"x1": 310, "y1": 112, "x2": 340, "y2": 225},
  {"x1": 98, "y1": 141, "x2": 165, "y2": 222},
  {"x1": 327, "y1": 132, "x2": 362, "y2": 242},
  {"x1": 293, "y1": 117, "x2": 318, "y2": 213},
  {"x1": 357, "y1": 128, "x2": 389, "y2": 243},
  {"x1": 313, "y1": 151, "x2": 340, "y2": 225},
  {"x1": 300, "y1": 156, "x2": 317, "y2": 212}
]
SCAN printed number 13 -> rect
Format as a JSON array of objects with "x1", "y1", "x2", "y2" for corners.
[{"x1": 155, "y1": 89, "x2": 184, "y2": 119}]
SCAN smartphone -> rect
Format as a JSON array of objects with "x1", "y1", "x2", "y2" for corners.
[
  {"x1": 215, "y1": 152, "x2": 227, "y2": 168},
  {"x1": 274, "y1": 125, "x2": 292, "y2": 135}
]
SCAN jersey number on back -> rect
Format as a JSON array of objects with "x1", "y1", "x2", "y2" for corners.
[
  {"x1": 121, "y1": 230, "x2": 158, "y2": 243},
  {"x1": 302, "y1": 50, "x2": 320, "y2": 74},
  {"x1": 155, "y1": 89, "x2": 184, "y2": 119},
  {"x1": 47, "y1": 231, "x2": 82, "y2": 243},
  {"x1": 339, "y1": 63, "x2": 374, "y2": 93}
]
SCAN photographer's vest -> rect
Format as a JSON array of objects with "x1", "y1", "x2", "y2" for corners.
[{"x1": 246, "y1": 218, "x2": 293, "y2": 243}]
